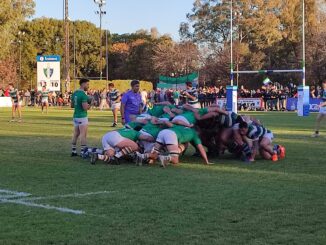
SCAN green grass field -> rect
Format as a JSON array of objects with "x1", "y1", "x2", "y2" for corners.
[{"x1": 0, "y1": 108, "x2": 325, "y2": 245}]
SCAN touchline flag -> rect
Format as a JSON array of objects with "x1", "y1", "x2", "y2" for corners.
[{"x1": 263, "y1": 77, "x2": 272, "y2": 85}]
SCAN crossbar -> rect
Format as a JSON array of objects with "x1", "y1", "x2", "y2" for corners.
[{"x1": 233, "y1": 69, "x2": 303, "y2": 74}]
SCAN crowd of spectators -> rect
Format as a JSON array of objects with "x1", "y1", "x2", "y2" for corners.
[{"x1": 0, "y1": 82, "x2": 324, "y2": 112}]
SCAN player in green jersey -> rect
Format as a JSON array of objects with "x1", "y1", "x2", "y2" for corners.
[
  {"x1": 40, "y1": 86, "x2": 49, "y2": 114},
  {"x1": 137, "y1": 125, "x2": 210, "y2": 167},
  {"x1": 71, "y1": 78, "x2": 90, "y2": 157},
  {"x1": 8, "y1": 83, "x2": 22, "y2": 122},
  {"x1": 90, "y1": 128, "x2": 153, "y2": 164}
]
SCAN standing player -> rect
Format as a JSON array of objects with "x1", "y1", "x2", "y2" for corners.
[
  {"x1": 71, "y1": 78, "x2": 90, "y2": 157},
  {"x1": 312, "y1": 80, "x2": 326, "y2": 137},
  {"x1": 121, "y1": 80, "x2": 142, "y2": 125},
  {"x1": 8, "y1": 83, "x2": 22, "y2": 122},
  {"x1": 107, "y1": 83, "x2": 121, "y2": 127},
  {"x1": 40, "y1": 86, "x2": 49, "y2": 114},
  {"x1": 183, "y1": 81, "x2": 200, "y2": 108}
]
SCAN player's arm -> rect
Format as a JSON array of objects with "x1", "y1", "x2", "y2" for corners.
[
  {"x1": 184, "y1": 91, "x2": 196, "y2": 101},
  {"x1": 154, "y1": 101, "x2": 171, "y2": 106},
  {"x1": 171, "y1": 108, "x2": 183, "y2": 114},
  {"x1": 196, "y1": 144, "x2": 210, "y2": 164},
  {"x1": 208, "y1": 107, "x2": 228, "y2": 115},
  {"x1": 120, "y1": 103, "x2": 125, "y2": 123},
  {"x1": 194, "y1": 111, "x2": 218, "y2": 121},
  {"x1": 116, "y1": 91, "x2": 121, "y2": 103},
  {"x1": 82, "y1": 94, "x2": 90, "y2": 110}
]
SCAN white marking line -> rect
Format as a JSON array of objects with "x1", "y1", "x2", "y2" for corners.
[
  {"x1": 0, "y1": 189, "x2": 113, "y2": 215},
  {"x1": 0, "y1": 189, "x2": 31, "y2": 199},
  {"x1": 21, "y1": 191, "x2": 114, "y2": 201},
  {"x1": 0, "y1": 199, "x2": 84, "y2": 215}
]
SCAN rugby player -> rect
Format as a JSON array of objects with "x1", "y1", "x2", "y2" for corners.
[
  {"x1": 238, "y1": 122, "x2": 285, "y2": 161},
  {"x1": 107, "y1": 83, "x2": 121, "y2": 127},
  {"x1": 71, "y1": 78, "x2": 90, "y2": 157},
  {"x1": 8, "y1": 83, "x2": 22, "y2": 122},
  {"x1": 90, "y1": 127, "x2": 153, "y2": 164},
  {"x1": 40, "y1": 86, "x2": 49, "y2": 114},
  {"x1": 312, "y1": 80, "x2": 326, "y2": 137},
  {"x1": 137, "y1": 125, "x2": 210, "y2": 167}
]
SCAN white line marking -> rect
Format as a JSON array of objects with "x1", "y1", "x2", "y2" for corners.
[
  {"x1": 0, "y1": 199, "x2": 84, "y2": 215},
  {"x1": 0, "y1": 189, "x2": 114, "y2": 215},
  {"x1": 21, "y1": 191, "x2": 114, "y2": 201}
]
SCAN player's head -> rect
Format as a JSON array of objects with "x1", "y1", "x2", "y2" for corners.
[
  {"x1": 131, "y1": 80, "x2": 140, "y2": 93},
  {"x1": 239, "y1": 121, "x2": 249, "y2": 136},
  {"x1": 42, "y1": 86, "x2": 46, "y2": 91},
  {"x1": 108, "y1": 83, "x2": 114, "y2": 90},
  {"x1": 186, "y1": 82, "x2": 192, "y2": 89},
  {"x1": 79, "y1": 78, "x2": 90, "y2": 91},
  {"x1": 8, "y1": 83, "x2": 14, "y2": 90}
]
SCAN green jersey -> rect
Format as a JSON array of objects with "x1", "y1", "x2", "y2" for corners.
[
  {"x1": 125, "y1": 121, "x2": 145, "y2": 131},
  {"x1": 41, "y1": 91, "x2": 49, "y2": 99},
  {"x1": 173, "y1": 91, "x2": 180, "y2": 99},
  {"x1": 72, "y1": 89, "x2": 89, "y2": 118},
  {"x1": 180, "y1": 109, "x2": 207, "y2": 124},
  {"x1": 148, "y1": 105, "x2": 175, "y2": 117},
  {"x1": 142, "y1": 122, "x2": 164, "y2": 138},
  {"x1": 9, "y1": 89, "x2": 18, "y2": 103},
  {"x1": 117, "y1": 128, "x2": 140, "y2": 141},
  {"x1": 170, "y1": 125, "x2": 202, "y2": 146}
]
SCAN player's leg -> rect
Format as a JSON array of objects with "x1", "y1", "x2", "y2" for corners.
[
  {"x1": 79, "y1": 123, "x2": 88, "y2": 157},
  {"x1": 17, "y1": 103, "x2": 22, "y2": 122},
  {"x1": 312, "y1": 113, "x2": 326, "y2": 137},
  {"x1": 113, "y1": 107, "x2": 118, "y2": 126},
  {"x1": 71, "y1": 122, "x2": 80, "y2": 156},
  {"x1": 10, "y1": 104, "x2": 16, "y2": 121},
  {"x1": 45, "y1": 101, "x2": 49, "y2": 114},
  {"x1": 259, "y1": 137, "x2": 277, "y2": 161}
]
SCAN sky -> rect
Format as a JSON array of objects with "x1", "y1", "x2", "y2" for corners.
[{"x1": 33, "y1": 0, "x2": 195, "y2": 40}]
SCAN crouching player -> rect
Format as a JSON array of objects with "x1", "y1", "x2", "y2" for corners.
[
  {"x1": 137, "y1": 125, "x2": 210, "y2": 167},
  {"x1": 238, "y1": 122, "x2": 285, "y2": 162},
  {"x1": 90, "y1": 128, "x2": 152, "y2": 164}
]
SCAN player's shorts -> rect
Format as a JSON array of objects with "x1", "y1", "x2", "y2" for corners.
[
  {"x1": 139, "y1": 131, "x2": 155, "y2": 153},
  {"x1": 156, "y1": 129, "x2": 178, "y2": 146},
  {"x1": 137, "y1": 113, "x2": 152, "y2": 120},
  {"x1": 42, "y1": 98, "x2": 49, "y2": 104},
  {"x1": 319, "y1": 106, "x2": 326, "y2": 115},
  {"x1": 102, "y1": 131, "x2": 125, "y2": 151},
  {"x1": 172, "y1": 115, "x2": 190, "y2": 125},
  {"x1": 73, "y1": 117, "x2": 89, "y2": 127},
  {"x1": 188, "y1": 103, "x2": 200, "y2": 109},
  {"x1": 111, "y1": 102, "x2": 121, "y2": 110},
  {"x1": 262, "y1": 132, "x2": 274, "y2": 142}
]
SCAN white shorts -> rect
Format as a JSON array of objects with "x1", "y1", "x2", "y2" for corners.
[
  {"x1": 188, "y1": 103, "x2": 200, "y2": 109},
  {"x1": 111, "y1": 102, "x2": 121, "y2": 110},
  {"x1": 156, "y1": 129, "x2": 178, "y2": 146},
  {"x1": 263, "y1": 132, "x2": 274, "y2": 142},
  {"x1": 319, "y1": 106, "x2": 326, "y2": 114},
  {"x1": 102, "y1": 131, "x2": 125, "y2": 151},
  {"x1": 42, "y1": 98, "x2": 49, "y2": 104},
  {"x1": 172, "y1": 115, "x2": 190, "y2": 125},
  {"x1": 73, "y1": 118, "x2": 88, "y2": 127}
]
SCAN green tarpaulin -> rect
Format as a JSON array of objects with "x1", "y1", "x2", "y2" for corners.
[{"x1": 159, "y1": 73, "x2": 198, "y2": 84}]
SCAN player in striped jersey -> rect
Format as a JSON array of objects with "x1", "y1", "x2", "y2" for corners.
[
  {"x1": 8, "y1": 83, "x2": 22, "y2": 122},
  {"x1": 312, "y1": 80, "x2": 326, "y2": 137},
  {"x1": 239, "y1": 122, "x2": 285, "y2": 161},
  {"x1": 41, "y1": 86, "x2": 49, "y2": 114},
  {"x1": 183, "y1": 82, "x2": 200, "y2": 108},
  {"x1": 107, "y1": 83, "x2": 121, "y2": 127}
]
